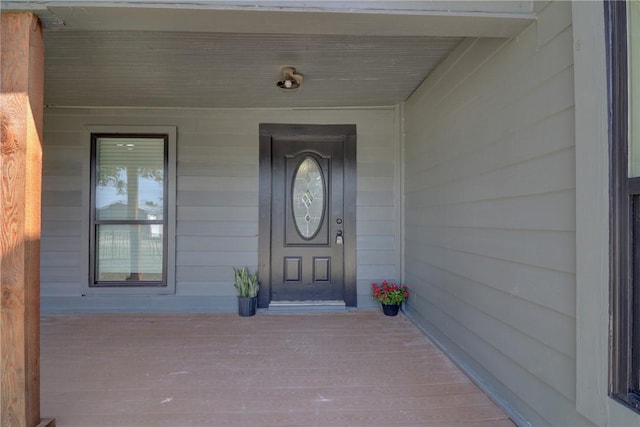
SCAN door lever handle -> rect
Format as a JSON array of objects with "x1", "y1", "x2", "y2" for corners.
[{"x1": 336, "y1": 230, "x2": 343, "y2": 245}]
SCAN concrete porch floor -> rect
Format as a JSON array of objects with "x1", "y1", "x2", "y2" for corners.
[{"x1": 41, "y1": 311, "x2": 515, "y2": 427}]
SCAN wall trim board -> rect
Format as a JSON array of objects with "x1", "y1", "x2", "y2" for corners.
[
  {"x1": 41, "y1": 296, "x2": 237, "y2": 313},
  {"x1": 574, "y1": 2, "x2": 640, "y2": 425},
  {"x1": 396, "y1": 103, "x2": 405, "y2": 285},
  {"x1": 42, "y1": 295, "x2": 382, "y2": 314}
]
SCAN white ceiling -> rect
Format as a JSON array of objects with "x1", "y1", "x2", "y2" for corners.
[
  {"x1": 43, "y1": 31, "x2": 464, "y2": 108},
  {"x1": 2, "y1": 1, "x2": 536, "y2": 108}
]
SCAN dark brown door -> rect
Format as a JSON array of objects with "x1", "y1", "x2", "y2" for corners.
[
  {"x1": 270, "y1": 138, "x2": 344, "y2": 301},
  {"x1": 259, "y1": 124, "x2": 357, "y2": 307}
]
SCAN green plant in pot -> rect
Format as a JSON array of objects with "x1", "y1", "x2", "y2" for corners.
[{"x1": 233, "y1": 266, "x2": 259, "y2": 317}]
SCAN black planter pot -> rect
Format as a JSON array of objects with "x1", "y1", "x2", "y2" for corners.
[
  {"x1": 381, "y1": 303, "x2": 400, "y2": 316},
  {"x1": 238, "y1": 296, "x2": 258, "y2": 317}
]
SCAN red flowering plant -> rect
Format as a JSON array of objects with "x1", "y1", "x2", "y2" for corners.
[{"x1": 371, "y1": 280, "x2": 409, "y2": 305}]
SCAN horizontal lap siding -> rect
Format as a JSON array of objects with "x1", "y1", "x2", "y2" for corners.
[
  {"x1": 41, "y1": 129, "x2": 85, "y2": 294},
  {"x1": 403, "y1": 1, "x2": 590, "y2": 425},
  {"x1": 357, "y1": 120, "x2": 399, "y2": 298},
  {"x1": 41, "y1": 108, "x2": 398, "y2": 306},
  {"x1": 175, "y1": 123, "x2": 259, "y2": 295}
]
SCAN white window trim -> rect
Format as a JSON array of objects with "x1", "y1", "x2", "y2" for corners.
[{"x1": 82, "y1": 125, "x2": 177, "y2": 295}]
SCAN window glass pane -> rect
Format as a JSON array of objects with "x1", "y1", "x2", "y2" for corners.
[
  {"x1": 96, "y1": 137, "x2": 165, "y2": 220},
  {"x1": 96, "y1": 224, "x2": 163, "y2": 282},
  {"x1": 292, "y1": 157, "x2": 325, "y2": 239},
  {"x1": 629, "y1": 2, "x2": 640, "y2": 177}
]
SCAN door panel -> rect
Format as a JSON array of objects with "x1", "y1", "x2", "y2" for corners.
[
  {"x1": 258, "y1": 124, "x2": 357, "y2": 308},
  {"x1": 271, "y1": 140, "x2": 344, "y2": 301}
]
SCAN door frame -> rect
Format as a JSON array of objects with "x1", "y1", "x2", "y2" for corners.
[{"x1": 258, "y1": 123, "x2": 357, "y2": 308}]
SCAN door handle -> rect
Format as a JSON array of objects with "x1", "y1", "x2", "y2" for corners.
[{"x1": 336, "y1": 230, "x2": 343, "y2": 245}]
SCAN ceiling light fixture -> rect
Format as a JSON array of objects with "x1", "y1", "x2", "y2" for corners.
[{"x1": 276, "y1": 66, "x2": 303, "y2": 91}]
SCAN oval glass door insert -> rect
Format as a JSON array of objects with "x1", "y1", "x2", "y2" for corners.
[{"x1": 292, "y1": 157, "x2": 325, "y2": 239}]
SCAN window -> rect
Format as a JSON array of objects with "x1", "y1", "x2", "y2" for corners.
[
  {"x1": 608, "y1": 0, "x2": 640, "y2": 412},
  {"x1": 90, "y1": 134, "x2": 168, "y2": 287}
]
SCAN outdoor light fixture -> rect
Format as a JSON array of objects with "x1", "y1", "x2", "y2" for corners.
[{"x1": 276, "y1": 66, "x2": 303, "y2": 91}]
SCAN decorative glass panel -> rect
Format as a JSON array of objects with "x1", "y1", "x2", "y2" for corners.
[
  {"x1": 96, "y1": 224, "x2": 163, "y2": 282},
  {"x1": 292, "y1": 157, "x2": 325, "y2": 239},
  {"x1": 96, "y1": 137, "x2": 165, "y2": 220}
]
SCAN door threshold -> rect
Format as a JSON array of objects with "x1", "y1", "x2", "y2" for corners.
[{"x1": 267, "y1": 300, "x2": 348, "y2": 313}]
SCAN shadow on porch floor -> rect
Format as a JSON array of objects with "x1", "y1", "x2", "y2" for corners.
[{"x1": 41, "y1": 311, "x2": 514, "y2": 427}]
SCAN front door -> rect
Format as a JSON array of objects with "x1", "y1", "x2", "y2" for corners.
[{"x1": 258, "y1": 124, "x2": 357, "y2": 308}]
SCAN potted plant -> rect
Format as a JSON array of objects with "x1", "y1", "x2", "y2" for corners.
[
  {"x1": 233, "y1": 266, "x2": 259, "y2": 317},
  {"x1": 371, "y1": 280, "x2": 409, "y2": 316}
]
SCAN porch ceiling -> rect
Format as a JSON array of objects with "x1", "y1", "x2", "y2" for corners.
[{"x1": 3, "y1": 2, "x2": 535, "y2": 109}]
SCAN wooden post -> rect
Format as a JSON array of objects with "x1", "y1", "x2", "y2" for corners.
[{"x1": 1, "y1": 12, "x2": 54, "y2": 427}]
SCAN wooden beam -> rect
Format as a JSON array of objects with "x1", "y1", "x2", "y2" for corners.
[{"x1": 0, "y1": 12, "x2": 50, "y2": 427}]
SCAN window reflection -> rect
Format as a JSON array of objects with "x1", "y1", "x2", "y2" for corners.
[{"x1": 93, "y1": 136, "x2": 165, "y2": 284}]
